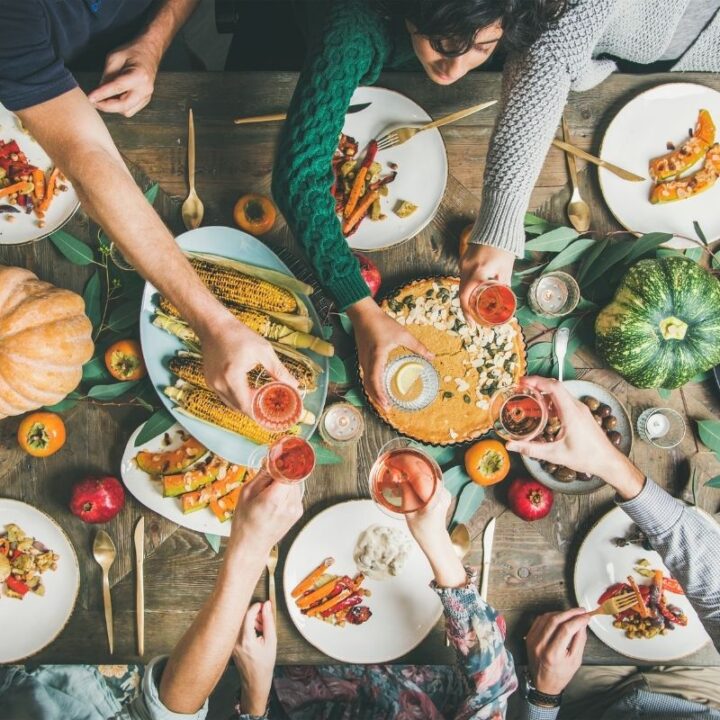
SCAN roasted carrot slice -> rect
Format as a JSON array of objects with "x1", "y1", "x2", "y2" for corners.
[
  {"x1": 296, "y1": 577, "x2": 343, "y2": 609},
  {"x1": 342, "y1": 189, "x2": 380, "y2": 235},
  {"x1": 627, "y1": 576, "x2": 651, "y2": 618},
  {"x1": 344, "y1": 140, "x2": 378, "y2": 218},
  {"x1": 649, "y1": 109, "x2": 715, "y2": 181},
  {"x1": 0, "y1": 180, "x2": 33, "y2": 199},
  {"x1": 35, "y1": 168, "x2": 59, "y2": 216},
  {"x1": 306, "y1": 588, "x2": 353, "y2": 617},
  {"x1": 291, "y1": 557, "x2": 334, "y2": 598}
]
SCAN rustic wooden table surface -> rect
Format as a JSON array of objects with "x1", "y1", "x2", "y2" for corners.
[{"x1": 1, "y1": 71, "x2": 719, "y2": 668}]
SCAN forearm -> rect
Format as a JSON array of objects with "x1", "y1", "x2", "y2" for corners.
[
  {"x1": 159, "y1": 534, "x2": 268, "y2": 713},
  {"x1": 139, "y1": 0, "x2": 200, "y2": 59}
]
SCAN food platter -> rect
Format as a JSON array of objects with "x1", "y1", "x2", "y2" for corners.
[
  {"x1": 0, "y1": 499, "x2": 80, "y2": 662},
  {"x1": 599, "y1": 82, "x2": 720, "y2": 248},
  {"x1": 574, "y1": 505, "x2": 710, "y2": 662},
  {"x1": 283, "y1": 499, "x2": 442, "y2": 663},
  {"x1": 339, "y1": 87, "x2": 448, "y2": 251},
  {"x1": 522, "y1": 380, "x2": 633, "y2": 495},
  {"x1": 139, "y1": 226, "x2": 329, "y2": 467},
  {"x1": 368, "y1": 276, "x2": 526, "y2": 445},
  {"x1": 0, "y1": 103, "x2": 80, "y2": 246}
]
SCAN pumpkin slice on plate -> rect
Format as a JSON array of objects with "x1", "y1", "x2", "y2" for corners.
[
  {"x1": 209, "y1": 485, "x2": 243, "y2": 522},
  {"x1": 136, "y1": 437, "x2": 209, "y2": 476},
  {"x1": 162, "y1": 455, "x2": 226, "y2": 497},
  {"x1": 180, "y1": 464, "x2": 247, "y2": 513}
]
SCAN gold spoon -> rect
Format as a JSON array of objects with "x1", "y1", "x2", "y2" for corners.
[
  {"x1": 562, "y1": 115, "x2": 591, "y2": 233},
  {"x1": 181, "y1": 108, "x2": 204, "y2": 230},
  {"x1": 93, "y1": 530, "x2": 117, "y2": 655},
  {"x1": 446, "y1": 523, "x2": 472, "y2": 645}
]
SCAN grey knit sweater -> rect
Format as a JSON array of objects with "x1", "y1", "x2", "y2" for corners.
[{"x1": 472, "y1": 0, "x2": 720, "y2": 257}]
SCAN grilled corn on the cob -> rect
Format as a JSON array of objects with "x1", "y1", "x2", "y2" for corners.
[{"x1": 189, "y1": 257, "x2": 298, "y2": 314}]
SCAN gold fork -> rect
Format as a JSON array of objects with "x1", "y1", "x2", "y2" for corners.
[
  {"x1": 267, "y1": 544, "x2": 279, "y2": 624},
  {"x1": 587, "y1": 592, "x2": 637, "y2": 616},
  {"x1": 376, "y1": 100, "x2": 497, "y2": 151}
]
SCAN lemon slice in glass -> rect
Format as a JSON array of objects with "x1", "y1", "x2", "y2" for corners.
[{"x1": 395, "y1": 361, "x2": 424, "y2": 399}]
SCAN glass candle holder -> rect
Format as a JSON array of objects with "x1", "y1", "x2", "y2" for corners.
[
  {"x1": 319, "y1": 402, "x2": 365, "y2": 445},
  {"x1": 527, "y1": 271, "x2": 581, "y2": 318},
  {"x1": 637, "y1": 407, "x2": 686, "y2": 449},
  {"x1": 384, "y1": 355, "x2": 439, "y2": 411}
]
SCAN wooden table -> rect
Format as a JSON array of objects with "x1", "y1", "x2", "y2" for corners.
[{"x1": 1, "y1": 71, "x2": 719, "y2": 667}]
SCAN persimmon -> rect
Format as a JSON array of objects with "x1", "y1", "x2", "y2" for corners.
[
  {"x1": 233, "y1": 194, "x2": 277, "y2": 236},
  {"x1": 458, "y1": 222, "x2": 474, "y2": 258},
  {"x1": 105, "y1": 339, "x2": 146, "y2": 381},
  {"x1": 18, "y1": 412, "x2": 66, "y2": 457},
  {"x1": 464, "y1": 438, "x2": 510, "y2": 486}
]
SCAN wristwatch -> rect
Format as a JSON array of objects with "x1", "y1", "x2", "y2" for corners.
[{"x1": 523, "y1": 670, "x2": 563, "y2": 708}]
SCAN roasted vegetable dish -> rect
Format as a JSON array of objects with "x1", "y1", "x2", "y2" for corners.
[
  {"x1": 0, "y1": 523, "x2": 59, "y2": 600},
  {"x1": 291, "y1": 557, "x2": 372, "y2": 627},
  {"x1": 600, "y1": 567, "x2": 687, "y2": 640}
]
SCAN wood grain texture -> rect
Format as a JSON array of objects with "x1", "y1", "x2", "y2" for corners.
[{"x1": 1, "y1": 71, "x2": 719, "y2": 667}]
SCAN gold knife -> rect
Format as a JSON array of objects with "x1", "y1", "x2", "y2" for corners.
[
  {"x1": 480, "y1": 517, "x2": 496, "y2": 601},
  {"x1": 551, "y1": 138, "x2": 645, "y2": 182},
  {"x1": 134, "y1": 517, "x2": 145, "y2": 657}
]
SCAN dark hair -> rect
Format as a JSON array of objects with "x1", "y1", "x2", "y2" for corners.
[{"x1": 373, "y1": 0, "x2": 568, "y2": 55}]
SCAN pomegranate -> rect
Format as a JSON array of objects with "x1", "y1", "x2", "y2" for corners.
[
  {"x1": 507, "y1": 478, "x2": 553, "y2": 522},
  {"x1": 353, "y1": 252, "x2": 382, "y2": 297},
  {"x1": 70, "y1": 476, "x2": 125, "y2": 524}
]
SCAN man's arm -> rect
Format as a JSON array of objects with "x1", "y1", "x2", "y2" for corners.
[
  {"x1": 17, "y1": 89, "x2": 294, "y2": 414},
  {"x1": 88, "y1": 0, "x2": 200, "y2": 117}
]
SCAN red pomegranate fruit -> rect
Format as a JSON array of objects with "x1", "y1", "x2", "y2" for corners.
[
  {"x1": 507, "y1": 478, "x2": 554, "y2": 521},
  {"x1": 69, "y1": 476, "x2": 125, "y2": 524}
]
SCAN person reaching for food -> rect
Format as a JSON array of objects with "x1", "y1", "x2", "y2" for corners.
[
  {"x1": 0, "y1": 0, "x2": 295, "y2": 419},
  {"x1": 507, "y1": 377, "x2": 720, "y2": 719},
  {"x1": 459, "y1": 0, "x2": 720, "y2": 320},
  {"x1": 272, "y1": 0, "x2": 567, "y2": 410}
]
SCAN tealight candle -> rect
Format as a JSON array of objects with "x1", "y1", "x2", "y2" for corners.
[
  {"x1": 637, "y1": 407, "x2": 686, "y2": 449},
  {"x1": 645, "y1": 412, "x2": 670, "y2": 439},
  {"x1": 319, "y1": 403, "x2": 365, "y2": 445},
  {"x1": 528, "y1": 271, "x2": 580, "y2": 317}
]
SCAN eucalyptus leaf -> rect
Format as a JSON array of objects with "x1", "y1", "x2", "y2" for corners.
[
  {"x1": 413, "y1": 442, "x2": 456, "y2": 466},
  {"x1": 626, "y1": 232, "x2": 674, "y2": 263},
  {"x1": 515, "y1": 305, "x2": 563, "y2": 328},
  {"x1": 443, "y1": 465, "x2": 471, "y2": 497},
  {"x1": 543, "y1": 238, "x2": 596, "y2": 273},
  {"x1": 713, "y1": 254, "x2": 720, "y2": 270},
  {"x1": 134, "y1": 408, "x2": 176, "y2": 446},
  {"x1": 321, "y1": 325, "x2": 333, "y2": 340},
  {"x1": 144, "y1": 183, "x2": 160, "y2": 205},
  {"x1": 338, "y1": 312, "x2": 353, "y2": 336},
  {"x1": 689, "y1": 371, "x2": 711, "y2": 384},
  {"x1": 329, "y1": 356, "x2": 349, "y2": 384},
  {"x1": 527, "y1": 357, "x2": 553, "y2": 377},
  {"x1": 525, "y1": 223, "x2": 552, "y2": 236},
  {"x1": 579, "y1": 239, "x2": 635, "y2": 288},
  {"x1": 513, "y1": 263, "x2": 546, "y2": 277},
  {"x1": 452, "y1": 483, "x2": 486, "y2": 526},
  {"x1": 686, "y1": 247, "x2": 703, "y2": 263},
  {"x1": 575, "y1": 296, "x2": 598, "y2": 312},
  {"x1": 576, "y1": 238, "x2": 610, "y2": 285},
  {"x1": 204, "y1": 533, "x2": 221, "y2": 554},
  {"x1": 525, "y1": 226, "x2": 579, "y2": 253},
  {"x1": 657, "y1": 388, "x2": 672, "y2": 400},
  {"x1": 83, "y1": 271, "x2": 102, "y2": 331},
  {"x1": 693, "y1": 221, "x2": 708, "y2": 245},
  {"x1": 343, "y1": 387, "x2": 366, "y2": 407},
  {"x1": 524, "y1": 212, "x2": 547, "y2": 226},
  {"x1": 87, "y1": 380, "x2": 140, "y2": 400},
  {"x1": 698, "y1": 420, "x2": 720, "y2": 453},
  {"x1": 44, "y1": 391, "x2": 82, "y2": 412},
  {"x1": 50, "y1": 230, "x2": 95, "y2": 265},
  {"x1": 107, "y1": 299, "x2": 141, "y2": 332},
  {"x1": 308, "y1": 436, "x2": 343, "y2": 465},
  {"x1": 655, "y1": 248, "x2": 684, "y2": 258},
  {"x1": 527, "y1": 342, "x2": 553, "y2": 361},
  {"x1": 82, "y1": 356, "x2": 109, "y2": 383},
  {"x1": 705, "y1": 475, "x2": 720, "y2": 489}
]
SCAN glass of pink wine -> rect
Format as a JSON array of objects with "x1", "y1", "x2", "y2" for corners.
[
  {"x1": 369, "y1": 438, "x2": 441, "y2": 516},
  {"x1": 468, "y1": 281, "x2": 517, "y2": 326},
  {"x1": 251, "y1": 435, "x2": 316, "y2": 485},
  {"x1": 251, "y1": 381, "x2": 304, "y2": 432},
  {"x1": 489, "y1": 384, "x2": 548, "y2": 441}
]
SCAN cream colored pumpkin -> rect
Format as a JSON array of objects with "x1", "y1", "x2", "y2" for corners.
[{"x1": 0, "y1": 265, "x2": 94, "y2": 418}]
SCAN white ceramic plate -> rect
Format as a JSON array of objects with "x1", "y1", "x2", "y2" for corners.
[
  {"x1": 341, "y1": 87, "x2": 448, "y2": 251},
  {"x1": 284, "y1": 500, "x2": 442, "y2": 663},
  {"x1": 139, "y1": 226, "x2": 329, "y2": 467},
  {"x1": 522, "y1": 380, "x2": 633, "y2": 495},
  {"x1": 599, "y1": 82, "x2": 720, "y2": 248},
  {"x1": 0, "y1": 104, "x2": 80, "y2": 245},
  {"x1": 574, "y1": 506, "x2": 710, "y2": 662},
  {"x1": 0, "y1": 499, "x2": 80, "y2": 662},
  {"x1": 121, "y1": 422, "x2": 238, "y2": 537}
]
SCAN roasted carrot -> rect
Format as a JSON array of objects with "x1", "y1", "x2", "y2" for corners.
[
  {"x1": 296, "y1": 577, "x2": 343, "y2": 609},
  {"x1": 343, "y1": 189, "x2": 380, "y2": 235},
  {"x1": 31, "y1": 169, "x2": 45, "y2": 202},
  {"x1": 344, "y1": 140, "x2": 378, "y2": 218},
  {"x1": 291, "y1": 557, "x2": 334, "y2": 598},
  {"x1": 306, "y1": 588, "x2": 353, "y2": 617},
  {"x1": 627, "y1": 576, "x2": 651, "y2": 618},
  {"x1": 0, "y1": 180, "x2": 32, "y2": 200},
  {"x1": 36, "y1": 168, "x2": 59, "y2": 216}
]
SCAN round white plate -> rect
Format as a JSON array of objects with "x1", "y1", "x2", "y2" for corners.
[
  {"x1": 284, "y1": 499, "x2": 442, "y2": 663},
  {"x1": 599, "y1": 82, "x2": 720, "y2": 248},
  {"x1": 522, "y1": 380, "x2": 632, "y2": 495},
  {"x1": 0, "y1": 104, "x2": 80, "y2": 245},
  {"x1": 574, "y1": 505, "x2": 710, "y2": 662},
  {"x1": 341, "y1": 87, "x2": 448, "y2": 251},
  {"x1": 0, "y1": 499, "x2": 80, "y2": 662},
  {"x1": 121, "y1": 422, "x2": 236, "y2": 537},
  {"x1": 139, "y1": 226, "x2": 329, "y2": 467}
]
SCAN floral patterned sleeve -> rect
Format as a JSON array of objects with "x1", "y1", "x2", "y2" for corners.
[{"x1": 433, "y1": 574, "x2": 518, "y2": 720}]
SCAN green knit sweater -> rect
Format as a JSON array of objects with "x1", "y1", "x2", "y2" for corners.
[{"x1": 273, "y1": 1, "x2": 414, "y2": 311}]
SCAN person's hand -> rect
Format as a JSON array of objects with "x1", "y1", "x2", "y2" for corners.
[
  {"x1": 198, "y1": 314, "x2": 297, "y2": 418},
  {"x1": 459, "y1": 244, "x2": 515, "y2": 322},
  {"x1": 87, "y1": 35, "x2": 162, "y2": 117},
  {"x1": 525, "y1": 608, "x2": 589, "y2": 696},
  {"x1": 233, "y1": 601, "x2": 276, "y2": 717},
  {"x1": 505, "y1": 376, "x2": 645, "y2": 498},
  {"x1": 347, "y1": 297, "x2": 433, "y2": 411}
]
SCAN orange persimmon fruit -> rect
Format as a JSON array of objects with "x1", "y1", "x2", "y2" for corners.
[
  {"x1": 233, "y1": 194, "x2": 277, "y2": 236},
  {"x1": 105, "y1": 339, "x2": 147, "y2": 381},
  {"x1": 464, "y1": 438, "x2": 510, "y2": 486},
  {"x1": 18, "y1": 412, "x2": 66, "y2": 457}
]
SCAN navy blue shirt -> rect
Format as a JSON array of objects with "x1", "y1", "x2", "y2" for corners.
[{"x1": 0, "y1": 0, "x2": 154, "y2": 111}]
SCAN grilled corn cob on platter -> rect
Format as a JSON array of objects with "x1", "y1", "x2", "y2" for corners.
[{"x1": 139, "y1": 228, "x2": 330, "y2": 466}]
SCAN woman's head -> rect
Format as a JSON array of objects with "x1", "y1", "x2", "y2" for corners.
[{"x1": 376, "y1": 0, "x2": 567, "y2": 84}]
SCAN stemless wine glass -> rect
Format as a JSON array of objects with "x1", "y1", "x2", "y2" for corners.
[
  {"x1": 490, "y1": 384, "x2": 548, "y2": 441},
  {"x1": 368, "y1": 437, "x2": 441, "y2": 517},
  {"x1": 251, "y1": 381, "x2": 304, "y2": 432},
  {"x1": 467, "y1": 281, "x2": 517, "y2": 326},
  {"x1": 249, "y1": 435, "x2": 316, "y2": 485}
]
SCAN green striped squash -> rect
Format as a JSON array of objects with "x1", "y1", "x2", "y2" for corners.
[{"x1": 595, "y1": 256, "x2": 720, "y2": 388}]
